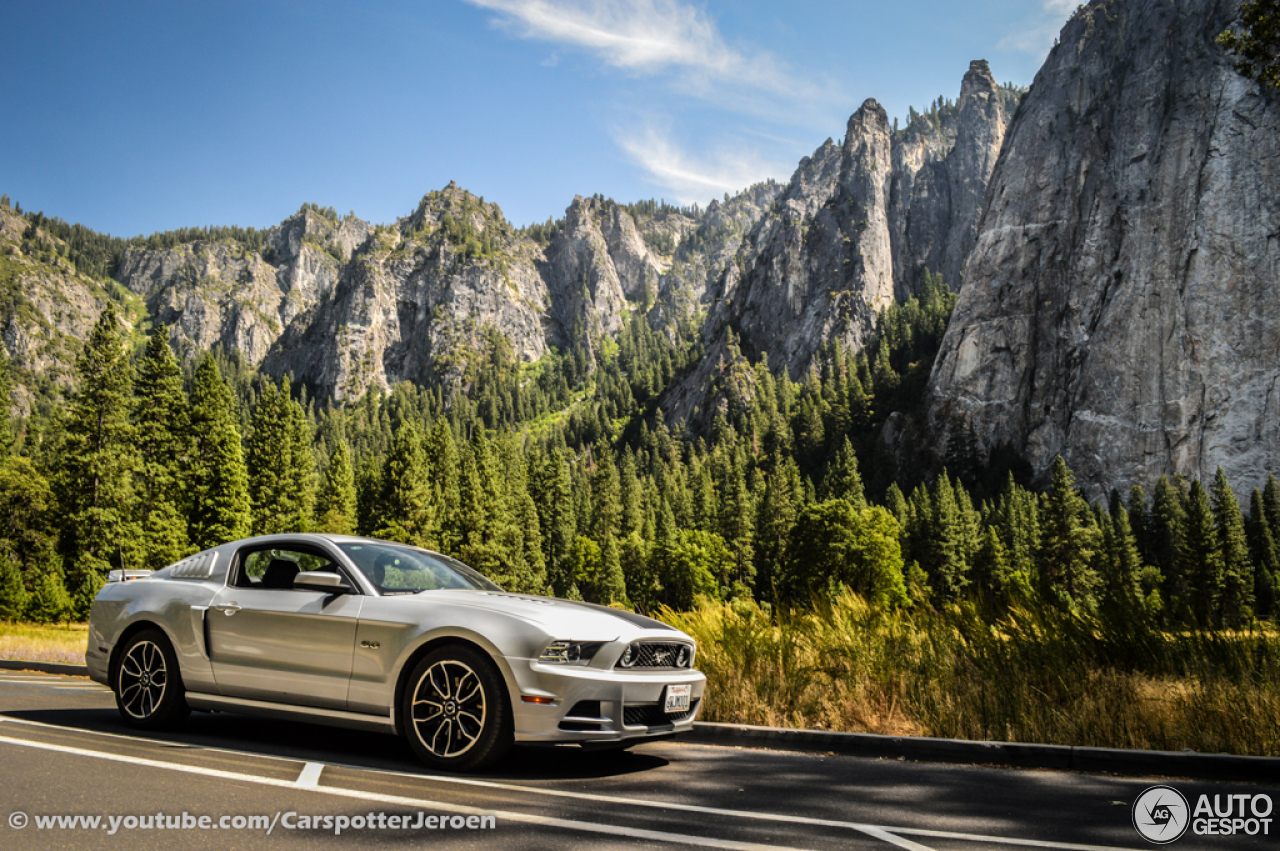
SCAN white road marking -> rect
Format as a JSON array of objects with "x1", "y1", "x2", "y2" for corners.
[
  {"x1": 0, "y1": 715, "x2": 1143, "y2": 851},
  {"x1": 295, "y1": 761, "x2": 324, "y2": 788},
  {"x1": 893, "y1": 827, "x2": 1142, "y2": 851},
  {"x1": 0, "y1": 681, "x2": 106, "y2": 688},
  {"x1": 0, "y1": 677, "x2": 102, "y2": 685},
  {"x1": 856, "y1": 827, "x2": 938, "y2": 851},
  {"x1": 0, "y1": 735, "x2": 818, "y2": 851}
]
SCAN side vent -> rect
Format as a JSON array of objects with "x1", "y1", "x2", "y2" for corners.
[{"x1": 170, "y1": 551, "x2": 219, "y2": 580}]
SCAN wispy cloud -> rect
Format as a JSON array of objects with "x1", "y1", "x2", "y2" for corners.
[
  {"x1": 463, "y1": 0, "x2": 832, "y2": 107},
  {"x1": 616, "y1": 125, "x2": 791, "y2": 205},
  {"x1": 463, "y1": 0, "x2": 840, "y2": 204},
  {"x1": 999, "y1": 0, "x2": 1078, "y2": 55}
]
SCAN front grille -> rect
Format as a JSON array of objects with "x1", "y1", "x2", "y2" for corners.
[
  {"x1": 617, "y1": 641, "x2": 694, "y2": 669},
  {"x1": 623, "y1": 698, "x2": 699, "y2": 728}
]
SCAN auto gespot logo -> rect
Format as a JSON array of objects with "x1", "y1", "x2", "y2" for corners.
[{"x1": 1132, "y1": 785, "x2": 1274, "y2": 844}]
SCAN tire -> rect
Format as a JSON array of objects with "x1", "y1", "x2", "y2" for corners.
[
  {"x1": 113, "y1": 629, "x2": 190, "y2": 730},
  {"x1": 402, "y1": 645, "x2": 512, "y2": 772}
]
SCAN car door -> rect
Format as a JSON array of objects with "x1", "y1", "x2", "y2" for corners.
[{"x1": 206, "y1": 542, "x2": 363, "y2": 710}]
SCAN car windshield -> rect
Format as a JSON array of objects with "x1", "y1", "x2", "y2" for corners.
[{"x1": 339, "y1": 542, "x2": 503, "y2": 594}]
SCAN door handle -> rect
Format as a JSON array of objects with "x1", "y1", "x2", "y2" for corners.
[{"x1": 213, "y1": 603, "x2": 241, "y2": 616}]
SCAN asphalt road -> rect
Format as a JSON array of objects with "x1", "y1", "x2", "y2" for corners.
[{"x1": 0, "y1": 670, "x2": 1275, "y2": 851}]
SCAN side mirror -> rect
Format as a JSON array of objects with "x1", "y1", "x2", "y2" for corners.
[{"x1": 293, "y1": 571, "x2": 353, "y2": 594}]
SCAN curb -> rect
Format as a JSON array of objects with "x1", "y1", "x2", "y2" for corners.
[
  {"x1": 685, "y1": 722, "x2": 1280, "y2": 782},
  {"x1": 0, "y1": 659, "x2": 90, "y2": 677},
  {"x1": 4, "y1": 662, "x2": 1275, "y2": 781}
]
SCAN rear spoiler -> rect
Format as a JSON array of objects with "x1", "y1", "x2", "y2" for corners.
[{"x1": 107, "y1": 569, "x2": 154, "y2": 582}]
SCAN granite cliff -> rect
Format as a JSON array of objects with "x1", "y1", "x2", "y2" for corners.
[
  {"x1": 664, "y1": 62, "x2": 1018, "y2": 425},
  {"x1": 927, "y1": 0, "x2": 1280, "y2": 496}
]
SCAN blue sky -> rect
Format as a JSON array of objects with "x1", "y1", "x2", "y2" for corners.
[{"x1": 0, "y1": 0, "x2": 1075, "y2": 237}]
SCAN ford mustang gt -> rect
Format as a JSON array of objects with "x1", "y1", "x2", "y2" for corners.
[{"x1": 86, "y1": 534, "x2": 705, "y2": 771}]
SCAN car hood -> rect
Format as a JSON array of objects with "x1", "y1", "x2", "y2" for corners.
[{"x1": 417, "y1": 590, "x2": 680, "y2": 639}]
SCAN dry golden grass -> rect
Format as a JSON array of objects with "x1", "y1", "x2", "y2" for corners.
[
  {"x1": 663, "y1": 592, "x2": 1280, "y2": 756},
  {"x1": 0, "y1": 621, "x2": 88, "y2": 665}
]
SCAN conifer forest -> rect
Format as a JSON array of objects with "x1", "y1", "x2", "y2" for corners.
[{"x1": 0, "y1": 265, "x2": 1275, "y2": 639}]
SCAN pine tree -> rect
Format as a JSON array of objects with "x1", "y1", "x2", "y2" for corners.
[
  {"x1": 133, "y1": 326, "x2": 189, "y2": 519},
  {"x1": 187, "y1": 357, "x2": 251, "y2": 550},
  {"x1": 0, "y1": 456, "x2": 57, "y2": 576},
  {"x1": 927, "y1": 472, "x2": 970, "y2": 600},
  {"x1": 0, "y1": 350, "x2": 13, "y2": 457},
  {"x1": 1211, "y1": 468, "x2": 1254, "y2": 625},
  {"x1": 514, "y1": 488, "x2": 547, "y2": 593},
  {"x1": 590, "y1": 443, "x2": 621, "y2": 541},
  {"x1": 717, "y1": 449, "x2": 755, "y2": 590},
  {"x1": 1150, "y1": 475, "x2": 1188, "y2": 614},
  {"x1": 245, "y1": 379, "x2": 315, "y2": 534},
  {"x1": 315, "y1": 438, "x2": 358, "y2": 534},
  {"x1": 0, "y1": 555, "x2": 27, "y2": 620},
  {"x1": 821, "y1": 437, "x2": 866, "y2": 509},
  {"x1": 1037, "y1": 456, "x2": 1099, "y2": 610},
  {"x1": 990, "y1": 473, "x2": 1039, "y2": 594},
  {"x1": 1126, "y1": 485, "x2": 1151, "y2": 564},
  {"x1": 618, "y1": 447, "x2": 643, "y2": 537},
  {"x1": 1098, "y1": 505, "x2": 1145, "y2": 613},
  {"x1": 424, "y1": 419, "x2": 461, "y2": 550},
  {"x1": 26, "y1": 566, "x2": 72, "y2": 625},
  {"x1": 1264, "y1": 474, "x2": 1280, "y2": 544},
  {"x1": 532, "y1": 449, "x2": 576, "y2": 594},
  {"x1": 286, "y1": 394, "x2": 318, "y2": 531},
  {"x1": 133, "y1": 326, "x2": 191, "y2": 568},
  {"x1": 565, "y1": 535, "x2": 604, "y2": 601},
  {"x1": 373, "y1": 420, "x2": 434, "y2": 547},
  {"x1": 599, "y1": 533, "x2": 628, "y2": 605},
  {"x1": 246, "y1": 380, "x2": 291, "y2": 534},
  {"x1": 1247, "y1": 489, "x2": 1280, "y2": 619},
  {"x1": 753, "y1": 455, "x2": 802, "y2": 602},
  {"x1": 53, "y1": 302, "x2": 138, "y2": 586},
  {"x1": 620, "y1": 531, "x2": 657, "y2": 610},
  {"x1": 1183, "y1": 480, "x2": 1225, "y2": 626},
  {"x1": 971, "y1": 525, "x2": 1012, "y2": 611}
]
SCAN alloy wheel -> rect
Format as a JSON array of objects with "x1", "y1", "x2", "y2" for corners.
[
  {"x1": 118, "y1": 640, "x2": 168, "y2": 720},
  {"x1": 410, "y1": 659, "x2": 487, "y2": 759}
]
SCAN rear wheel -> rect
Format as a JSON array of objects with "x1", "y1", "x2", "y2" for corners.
[
  {"x1": 113, "y1": 629, "x2": 189, "y2": 730},
  {"x1": 402, "y1": 645, "x2": 512, "y2": 772}
]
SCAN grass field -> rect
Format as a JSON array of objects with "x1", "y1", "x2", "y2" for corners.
[
  {"x1": 6, "y1": 599, "x2": 1277, "y2": 757},
  {"x1": 662, "y1": 591, "x2": 1280, "y2": 757},
  {"x1": 0, "y1": 621, "x2": 88, "y2": 666}
]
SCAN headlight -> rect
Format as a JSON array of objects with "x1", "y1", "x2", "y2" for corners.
[{"x1": 539, "y1": 640, "x2": 605, "y2": 665}]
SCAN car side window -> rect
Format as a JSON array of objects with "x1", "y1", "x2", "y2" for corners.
[{"x1": 234, "y1": 548, "x2": 336, "y2": 590}]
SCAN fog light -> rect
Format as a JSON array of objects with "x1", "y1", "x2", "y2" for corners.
[{"x1": 619, "y1": 644, "x2": 635, "y2": 667}]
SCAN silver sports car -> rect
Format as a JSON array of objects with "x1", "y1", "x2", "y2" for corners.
[{"x1": 86, "y1": 534, "x2": 705, "y2": 771}]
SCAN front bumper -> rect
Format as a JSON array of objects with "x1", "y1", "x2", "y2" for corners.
[{"x1": 504, "y1": 656, "x2": 706, "y2": 744}]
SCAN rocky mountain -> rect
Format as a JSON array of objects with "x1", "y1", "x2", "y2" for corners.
[
  {"x1": 664, "y1": 61, "x2": 1020, "y2": 425},
  {"x1": 260, "y1": 185, "x2": 554, "y2": 400},
  {"x1": 115, "y1": 207, "x2": 371, "y2": 367},
  {"x1": 891, "y1": 61, "x2": 1023, "y2": 299},
  {"x1": 926, "y1": 0, "x2": 1280, "y2": 496},
  {"x1": 0, "y1": 205, "x2": 132, "y2": 414},
  {"x1": 2, "y1": 179, "x2": 784, "y2": 406}
]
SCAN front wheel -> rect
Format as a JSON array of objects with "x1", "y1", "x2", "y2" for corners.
[
  {"x1": 402, "y1": 645, "x2": 512, "y2": 772},
  {"x1": 113, "y1": 629, "x2": 189, "y2": 730}
]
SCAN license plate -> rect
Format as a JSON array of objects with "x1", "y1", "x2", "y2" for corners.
[{"x1": 663, "y1": 684, "x2": 691, "y2": 714}]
